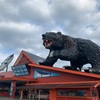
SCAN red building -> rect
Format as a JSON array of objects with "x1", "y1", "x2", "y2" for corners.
[{"x1": 0, "y1": 50, "x2": 100, "y2": 100}]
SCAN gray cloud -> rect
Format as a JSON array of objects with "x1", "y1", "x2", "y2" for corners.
[
  {"x1": 0, "y1": 22, "x2": 42, "y2": 50},
  {"x1": 0, "y1": 0, "x2": 100, "y2": 70}
]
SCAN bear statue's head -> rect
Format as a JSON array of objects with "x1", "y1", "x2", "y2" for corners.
[{"x1": 42, "y1": 32, "x2": 64, "y2": 50}]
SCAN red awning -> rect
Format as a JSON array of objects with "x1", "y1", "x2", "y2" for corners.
[{"x1": 17, "y1": 81, "x2": 100, "y2": 89}]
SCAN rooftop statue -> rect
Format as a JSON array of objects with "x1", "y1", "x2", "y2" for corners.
[{"x1": 39, "y1": 32, "x2": 100, "y2": 73}]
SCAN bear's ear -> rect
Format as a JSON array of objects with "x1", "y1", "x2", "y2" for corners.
[
  {"x1": 45, "y1": 32, "x2": 49, "y2": 34},
  {"x1": 57, "y1": 32, "x2": 62, "y2": 35}
]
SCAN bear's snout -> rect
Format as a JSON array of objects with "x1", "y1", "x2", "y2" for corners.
[{"x1": 42, "y1": 34, "x2": 45, "y2": 37}]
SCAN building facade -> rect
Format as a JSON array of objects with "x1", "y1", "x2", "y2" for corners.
[{"x1": 0, "y1": 50, "x2": 100, "y2": 100}]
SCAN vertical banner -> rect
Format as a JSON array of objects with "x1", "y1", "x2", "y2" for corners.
[{"x1": 10, "y1": 82, "x2": 13, "y2": 96}]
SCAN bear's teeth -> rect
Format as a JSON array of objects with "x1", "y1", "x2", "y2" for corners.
[{"x1": 44, "y1": 39, "x2": 52, "y2": 47}]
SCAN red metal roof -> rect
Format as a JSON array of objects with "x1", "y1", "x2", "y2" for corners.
[{"x1": 0, "y1": 71, "x2": 14, "y2": 78}]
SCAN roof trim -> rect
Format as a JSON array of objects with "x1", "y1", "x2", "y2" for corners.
[
  {"x1": 0, "y1": 76, "x2": 37, "y2": 82},
  {"x1": 14, "y1": 51, "x2": 23, "y2": 65},
  {"x1": 17, "y1": 81, "x2": 100, "y2": 89},
  {"x1": 29, "y1": 63, "x2": 100, "y2": 79},
  {"x1": 14, "y1": 50, "x2": 45, "y2": 66},
  {"x1": 22, "y1": 51, "x2": 36, "y2": 64},
  {"x1": 26, "y1": 80, "x2": 100, "y2": 86},
  {"x1": 14, "y1": 50, "x2": 36, "y2": 66}
]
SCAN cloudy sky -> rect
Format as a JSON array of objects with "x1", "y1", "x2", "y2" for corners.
[{"x1": 0, "y1": 0, "x2": 100, "y2": 71}]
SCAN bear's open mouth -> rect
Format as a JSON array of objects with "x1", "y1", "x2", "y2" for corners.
[{"x1": 44, "y1": 39, "x2": 52, "y2": 47}]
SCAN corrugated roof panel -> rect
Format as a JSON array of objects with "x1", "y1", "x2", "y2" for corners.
[{"x1": 24, "y1": 51, "x2": 45, "y2": 64}]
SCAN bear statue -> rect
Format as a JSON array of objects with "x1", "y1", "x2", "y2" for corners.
[{"x1": 39, "y1": 31, "x2": 100, "y2": 73}]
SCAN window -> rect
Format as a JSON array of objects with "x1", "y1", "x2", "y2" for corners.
[
  {"x1": 34, "y1": 68, "x2": 60, "y2": 78},
  {"x1": 92, "y1": 90, "x2": 96, "y2": 97},
  {"x1": 12, "y1": 64, "x2": 30, "y2": 76},
  {"x1": 57, "y1": 90, "x2": 87, "y2": 97}
]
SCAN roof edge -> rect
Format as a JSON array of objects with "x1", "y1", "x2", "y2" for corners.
[{"x1": 29, "y1": 63, "x2": 100, "y2": 79}]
